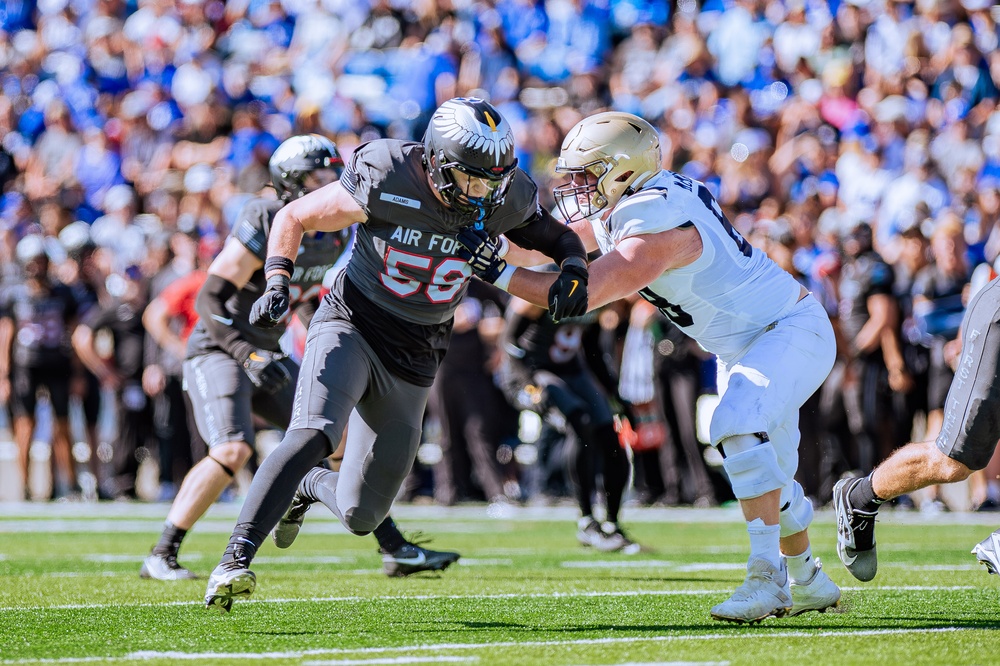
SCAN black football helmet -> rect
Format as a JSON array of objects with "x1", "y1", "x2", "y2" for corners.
[
  {"x1": 422, "y1": 97, "x2": 518, "y2": 223},
  {"x1": 269, "y1": 134, "x2": 344, "y2": 202}
]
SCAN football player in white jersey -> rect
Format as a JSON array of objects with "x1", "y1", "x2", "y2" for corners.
[{"x1": 458, "y1": 112, "x2": 841, "y2": 624}]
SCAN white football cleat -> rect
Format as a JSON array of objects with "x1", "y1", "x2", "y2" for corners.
[
  {"x1": 789, "y1": 559, "x2": 841, "y2": 616},
  {"x1": 140, "y1": 553, "x2": 199, "y2": 581},
  {"x1": 204, "y1": 562, "x2": 256, "y2": 614},
  {"x1": 711, "y1": 557, "x2": 792, "y2": 624},
  {"x1": 972, "y1": 529, "x2": 1000, "y2": 575}
]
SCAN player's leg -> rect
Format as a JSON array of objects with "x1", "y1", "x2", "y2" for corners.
[
  {"x1": 206, "y1": 321, "x2": 365, "y2": 610},
  {"x1": 532, "y1": 371, "x2": 601, "y2": 546},
  {"x1": 142, "y1": 352, "x2": 259, "y2": 580},
  {"x1": 272, "y1": 428, "x2": 460, "y2": 577},
  {"x1": 10, "y1": 367, "x2": 38, "y2": 500},
  {"x1": 835, "y1": 278, "x2": 1000, "y2": 581},
  {"x1": 567, "y1": 370, "x2": 636, "y2": 553},
  {"x1": 44, "y1": 371, "x2": 78, "y2": 498},
  {"x1": 710, "y1": 296, "x2": 835, "y2": 623}
]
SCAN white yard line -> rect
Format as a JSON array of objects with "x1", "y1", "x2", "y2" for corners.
[
  {"x1": 302, "y1": 659, "x2": 477, "y2": 665},
  {"x1": 0, "y1": 627, "x2": 968, "y2": 665},
  {"x1": 0, "y1": 585, "x2": 977, "y2": 612}
]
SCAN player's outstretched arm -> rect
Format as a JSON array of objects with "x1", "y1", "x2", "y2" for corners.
[
  {"x1": 266, "y1": 181, "x2": 366, "y2": 266},
  {"x1": 506, "y1": 230, "x2": 691, "y2": 312},
  {"x1": 252, "y1": 182, "x2": 368, "y2": 329}
]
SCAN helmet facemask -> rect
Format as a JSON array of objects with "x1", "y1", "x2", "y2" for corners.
[
  {"x1": 427, "y1": 152, "x2": 516, "y2": 222},
  {"x1": 553, "y1": 160, "x2": 613, "y2": 223},
  {"x1": 422, "y1": 97, "x2": 518, "y2": 224}
]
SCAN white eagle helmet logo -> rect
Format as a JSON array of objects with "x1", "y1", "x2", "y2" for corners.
[{"x1": 432, "y1": 99, "x2": 514, "y2": 165}]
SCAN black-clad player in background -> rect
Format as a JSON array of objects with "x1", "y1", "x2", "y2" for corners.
[
  {"x1": 499, "y1": 293, "x2": 637, "y2": 553},
  {"x1": 205, "y1": 98, "x2": 589, "y2": 612},
  {"x1": 142, "y1": 135, "x2": 458, "y2": 581}
]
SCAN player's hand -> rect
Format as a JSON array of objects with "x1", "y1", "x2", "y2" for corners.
[
  {"x1": 249, "y1": 274, "x2": 290, "y2": 328},
  {"x1": 239, "y1": 348, "x2": 292, "y2": 394},
  {"x1": 548, "y1": 260, "x2": 588, "y2": 322},
  {"x1": 456, "y1": 226, "x2": 508, "y2": 283}
]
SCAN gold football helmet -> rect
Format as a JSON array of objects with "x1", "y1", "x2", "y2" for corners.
[{"x1": 553, "y1": 112, "x2": 661, "y2": 222}]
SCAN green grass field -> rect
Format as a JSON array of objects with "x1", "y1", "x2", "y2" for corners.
[{"x1": 1, "y1": 502, "x2": 998, "y2": 665}]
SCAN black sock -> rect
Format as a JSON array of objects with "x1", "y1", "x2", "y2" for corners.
[
  {"x1": 373, "y1": 517, "x2": 407, "y2": 554},
  {"x1": 152, "y1": 521, "x2": 186, "y2": 557},
  {"x1": 596, "y1": 423, "x2": 630, "y2": 524},
  {"x1": 221, "y1": 536, "x2": 258, "y2": 566},
  {"x1": 849, "y1": 475, "x2": 885, "y2": 513}
]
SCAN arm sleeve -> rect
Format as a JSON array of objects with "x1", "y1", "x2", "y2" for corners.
[
  {"x1": 505, "y1": 207, "x2": 588, "y2": 268},
  {"x1": 194, "y1": 274, "x2": 254, "y2": 362}
]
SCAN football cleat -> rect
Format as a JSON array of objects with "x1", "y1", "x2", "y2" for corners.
[
  {"x1": 382, "y1": 542, "x2": 460, "y2": 577},
  {"x1": 577, "y1": 518, "x2": 602, "y2": 548},
  {"x1": 788, "y1": 559, "x2": 841, "y2": 616},
  {"x1": 140, "y1": 553, "x2": 199, "y2": 581},
  {"x1": 204, "y1": 549, "x2": 256, "y2": 613},
  {"x1": 271, "y1": 491, "x2": 313, "y2": 549},
  {"x1": 593, "y1": 522, "x2": 641, "y2": 555},
  {"x1": 972, "y1": 529, "x2": 1000, "y2": 575},
  {"x1": 711, "y1": 557, "x2": 792, "y2": 624},
  {"x1": 833, "y1": 477, "x2": 879, "y2": 581}
]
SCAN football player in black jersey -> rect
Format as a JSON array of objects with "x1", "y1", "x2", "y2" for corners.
[
  {"x1": 205, "y1": 97, "x2": 589, "y2": 612},
  {"x1": 0, "y1": 234, "x2": 80, "y2": 500},
  {"x1": 142, "y1": 135, "x2": 459, "y2": 581},
  {"x1": 499, "y1": 294, "x2": 637, "y2": 553}
]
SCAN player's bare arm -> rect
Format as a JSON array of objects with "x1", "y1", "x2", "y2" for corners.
[
  {"x1": 210, "y1": 237, "x2": 263, "y2": 290},
  {"x1": 266, "y1": 181, "x2": 366, "y2": 275},
  {"x1": 142, "y1": 297, "x2": 188, "y2": 362},
  {"x1": 506, "y1": 224, "x2": 703, "y2": 311}
]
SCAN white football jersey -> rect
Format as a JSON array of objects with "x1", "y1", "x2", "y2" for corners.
[{"x1": 590, "y1": 170, "x2": 802, "y2": 360}]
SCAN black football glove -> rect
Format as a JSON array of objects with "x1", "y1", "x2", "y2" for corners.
[
  {"x1": 238, "y1": 347, "x2": 292, "y2": 394},
  {"x1": 456, "y1": 226, "x2": 508, "y2": 283},
  {"x1": 548, "y1": 258, "x2": 588, "y2": 322},
  {"x1": 249, "y1": 274, "x2": 290, "y2": 328}
]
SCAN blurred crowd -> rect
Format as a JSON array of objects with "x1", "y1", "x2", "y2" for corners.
[{"x1": 3, "y1": 0, "x2": 1000, "y2": 511}]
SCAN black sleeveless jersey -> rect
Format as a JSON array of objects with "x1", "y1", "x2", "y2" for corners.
[
  {"x1": 322, "y1": 139, "x2": 540, "y2": 386},
  {"x1": 187, "y1": 197, "x2": 350, "y2": 358}
]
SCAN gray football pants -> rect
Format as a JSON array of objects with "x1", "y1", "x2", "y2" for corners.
[{"x1": 232, "y1": 319, "x2": 430, "y2": 547}]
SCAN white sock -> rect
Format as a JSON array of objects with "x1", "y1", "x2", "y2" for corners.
[
  {"x1": 747, "y1": 518, "x2": 781, "y2": 569},
  {"x1": 784, "y1": 546, "x2": 817, "y2": 584},
  {"x1": 986, "y1": 481, "x2": 1000, "y2": 503}
]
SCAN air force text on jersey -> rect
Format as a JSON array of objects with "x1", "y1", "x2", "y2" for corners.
[{"x1": 389, "y1": 225, "x2": 463, "y2": 256}]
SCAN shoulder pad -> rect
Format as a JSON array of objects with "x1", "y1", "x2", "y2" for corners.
[{"x1": 232, "y1": 198, "x2": 276, "y2": 260}]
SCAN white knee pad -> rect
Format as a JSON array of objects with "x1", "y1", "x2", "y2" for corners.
[
  {"x1": 719, "y1": 434, "x2": 788, "y2": 500},
  {"x1": 778, "y1": 481, "x2": 813, "y2": 537}
]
